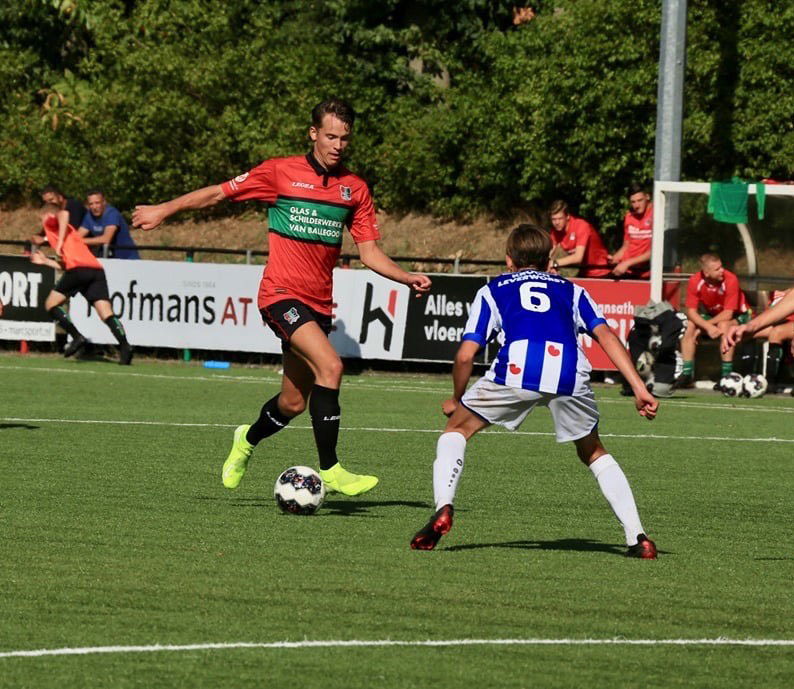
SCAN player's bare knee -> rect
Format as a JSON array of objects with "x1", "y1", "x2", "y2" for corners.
[
  {"x1": 574, "y1": 434, "x2": 606, "y2": 465},
  {"x1": 278, "y1": 392, "x2": 307, "y2": 416},
  {"x1": 318, "y1": 357, "x2": 344, "y2": 387}
]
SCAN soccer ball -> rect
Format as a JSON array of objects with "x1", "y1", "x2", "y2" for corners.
[
  {"x1": 719, "y1": 372, "x2": 744, "y2": 397},
  {"x1": 274, "y1": 466, "x2": 326, "y2": 515},
  {"x1": 742, "y1": 373, "x2": 768, "y2": 399},
  {"x1": 635, "y1": 350, "x2": 655, "y2": 381}
]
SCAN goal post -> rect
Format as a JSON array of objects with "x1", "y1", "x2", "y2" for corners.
[{"x1": 650, "y1": 180, "x2": 794, "y2": 301}]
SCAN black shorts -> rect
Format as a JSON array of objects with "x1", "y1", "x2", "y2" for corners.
[
  {"x1": 260, "y1": 299, "x2": 332, "y2": 351},
  {"x1": 54, "y1": 268, "x2": 110, "y2": 303}
]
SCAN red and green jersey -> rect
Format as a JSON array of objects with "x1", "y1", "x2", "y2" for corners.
[
  {"x1": 686, "y1": 268, "x2": 748, "y2": 317},
  {"x1": 622, "y1": 204, "x2": 653, "y2": 278},
  {"x1": 221, "y1": 153, "x2": 380, "y2": 314},
  {"x1": 42, "y1": 214, "x2": 102, "y2": 271},
  {"x1": 550, "y1": 215, "x2": 610, "y2": 278}
]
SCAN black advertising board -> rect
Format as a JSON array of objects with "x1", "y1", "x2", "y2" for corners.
[
  {"x1": 0, "y1": 255, "x2": 56, "y2": 341},
  {"x1": 402, "y1": 274, "x2": 489, "y2": 362}
]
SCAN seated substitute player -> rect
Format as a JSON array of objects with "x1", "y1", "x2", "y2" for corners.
[
  {"x1": 748, "y1": 288, "x2": 794, "y2": 391},
  {"x1": 724, "y1": 288, "x2": 794, "y2": 380},
  {"x1": 548, "y1": 199, "x2": 611, "y2": 278},
  {"x1": 678, "y1": 252, "x2": 750, "y2": 387},
  {"x1": 31, "y1": 203, "x2": 133, "y2": 364},
  {"x1": 410, "y1": 224, "x2": 658, "y2": 558},
  {"x1": 133, "y1": 98, "x2": 432, "y2": 497}
]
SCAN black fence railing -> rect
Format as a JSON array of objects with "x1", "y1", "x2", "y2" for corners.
[{"x1": 2, "y1": 238, "x2": 793, "y2": 285}]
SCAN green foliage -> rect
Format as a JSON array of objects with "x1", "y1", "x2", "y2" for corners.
[{"x1": 1, "y1": 0, "x2": 793, "y2": 233}]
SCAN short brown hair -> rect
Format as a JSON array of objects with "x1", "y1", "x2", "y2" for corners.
[
  {"x1": 700, "y1": 252, "x2": 721, "y2": 267},
  {"x1": 506, "y1": 223, "x2": 552, "y2": 270},
  {"x1": 40, "y1": 202, "x2": 61, "y2": 215},
  {"x1": 549, "y1": 199, "x2": 569, "y2": 216},
  {"x1": 311, "y1": 98, "x2": 355, "y2": 129}
]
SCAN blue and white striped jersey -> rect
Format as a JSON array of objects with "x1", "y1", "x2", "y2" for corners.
[{"x1": 462, "y1": 270, "x2": 607, "y2": 396}]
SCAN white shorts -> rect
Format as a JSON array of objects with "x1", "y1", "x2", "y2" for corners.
[{"x1": 461, "y1": 377, "x2": 600, "y2": 443}]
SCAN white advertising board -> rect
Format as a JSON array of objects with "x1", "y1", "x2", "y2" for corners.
[{"x1": 71, "y1": 260, "x2": 411, "y2": 359}]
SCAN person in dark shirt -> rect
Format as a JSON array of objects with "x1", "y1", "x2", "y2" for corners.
[
  {"x1": 79, "y1": 190, "x2": 140, "y2": 259},
  {"x1": 41, "y1": 186, "x2": 85, "y2": 230}
]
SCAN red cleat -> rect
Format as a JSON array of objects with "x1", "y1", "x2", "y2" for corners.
[
  {"x1": 410, "y1": 505, "x2": 454, "y2": 550},
  {"x1": 625, "y1": 534, "x2": 657, "y2": 559}
]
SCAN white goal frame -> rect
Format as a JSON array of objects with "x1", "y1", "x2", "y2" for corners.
[{"x1": 651, "y1": 181, "x2": 794, "y2": 301}]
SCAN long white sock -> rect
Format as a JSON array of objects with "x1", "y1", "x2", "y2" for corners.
[
  {"x1": 433, "y1": 432, "x2": 467, "y2": 511},
  {"x1": 588, "y1": 454, "x2": 645, "y2": 546}
]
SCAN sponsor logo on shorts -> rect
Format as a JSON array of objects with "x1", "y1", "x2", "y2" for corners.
[
  {"x1": 340, "y1": 185, "x2": 352, "y2": 201},
  {"x1": 284, "y1": 307, "x2": 300, "y2": 325}
]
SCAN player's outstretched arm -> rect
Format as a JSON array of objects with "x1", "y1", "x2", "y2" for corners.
[
  {"x1": 356, "y1": 240, "x2": 431, "y2": 293},
  {"x1": 133, "y1": 185, "x2": 226, "y2": 231},
  {"x1": 30, "y1": 251, "x2": 62, "y2": 271},
  {"x1": 723, "y1": 289, "x2": 794, "y2": 353},
  {"x1": 592, "y1": 323, "x2": 658, "y2": 420}
]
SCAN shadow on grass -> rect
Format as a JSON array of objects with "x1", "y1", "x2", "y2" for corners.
[
  {"x1": 443, "y1": 538, "x2": 649, "y2": 556},
  {"x1": 217, "y1": 496, "x2": 430, "y2": 517},
  {"x1": 0, "y1": 423, "x2": 40, "y2": 430},
  {"x1": 321, "y1": 499, "x2": 428, "y2": 517}
]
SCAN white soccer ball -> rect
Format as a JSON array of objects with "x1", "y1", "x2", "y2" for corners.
[
  {"x1": 719, "y1": 372, "x2": 744, "y2": 397},
  {"x1": 635, "y1": 350, "x2": 655, "y2": 380},
  {"x1": 742, "y1": 373, "x2": 768, "y2": 399},
  {"x1": 274, "y1": 466, "x2": 326, "y2": 515}
]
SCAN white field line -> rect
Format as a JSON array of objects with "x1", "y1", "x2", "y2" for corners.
[
  {"x1": 4, "y1": 363, "x2": 794, "y2": 413},
  {"x1": 2, "y1": 637, "x2": 794, "y2": 658},
  {"x1": 3, "y1": 416, "x2": 794, "y2": 445},
  {"x1": 7, "y1": 365, "x2": 794, "y2": 414}
]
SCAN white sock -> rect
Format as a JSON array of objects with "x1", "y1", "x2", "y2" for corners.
[
  {"x1": 588, "y1": 454, "x2": 645, "y2": 546},
  {"x1": 433, "y1": 432, "x2": 467, "y2": 511}
]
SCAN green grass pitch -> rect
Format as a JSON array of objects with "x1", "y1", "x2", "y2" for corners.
[{"x1": 1, "y1": 354, "x2": 793, "y2": 688}]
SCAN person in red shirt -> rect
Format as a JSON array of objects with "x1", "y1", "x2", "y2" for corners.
[
  {"x1": 548, "y1": 200, "x2": 611, "y2": 278},
  {"x1": 609, "y1": 183, "x2": 653, "y2": 278},
  {"x1": 679, "y1": 253, "x2": 750, "y2": 386},
  {"x1": 724, "y1": 287, "x2": 794, "y2": 390},
  {"x1": 746, "y1": 288, "x2": 794, "y2": 391},
  {"x1": 30, "y1": 203, "x2": 132, "y2": 364},
  {"x1": 133, "y1": 98, "x2": 432, "y2": 497}
]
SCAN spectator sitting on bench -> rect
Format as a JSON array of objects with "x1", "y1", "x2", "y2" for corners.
[
  {"x1": 678, "y1": 253, "x2": 751, "y2": 388},
  {"x1": 752, "y1": 288, "x2": 794, "y2": 392}
]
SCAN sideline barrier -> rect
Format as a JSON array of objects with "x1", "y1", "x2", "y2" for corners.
[
  {"x1": 0, "y1": 255, "x2": 55, "y2": 342},
  {"x1": 56, "y1": 259, "x2": 677, "y2": 369}
]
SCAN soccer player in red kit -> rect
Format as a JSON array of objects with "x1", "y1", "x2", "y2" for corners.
[
  {"x1": 31, "y1": 203, "x2": 133, "y2": 364},
  {"x1": 133, "y1": 99, "x2": 431, "y2": 496},
  {"x1": 679, "y1": 253, "x2": 750, "y2": 386},
  {"x1": 548, "y1": 200, "x2": 610, "y2": 278},
  {"x1": 610, "y1": 183, "x2": 653, "y2": 278}
]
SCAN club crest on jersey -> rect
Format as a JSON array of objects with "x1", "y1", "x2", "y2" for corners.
[
  {"x1": 340, "y1": 185, "x2": 352, "y2": 201},
  {"x1": 284, "y1": 307, "x2": 300, "y2": 325}
]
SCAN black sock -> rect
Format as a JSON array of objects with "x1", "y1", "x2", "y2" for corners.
[
  {"x1": 103, "y1": 315, "x2": 129, "y2": 346},
  {"x1": 246, "y1": 395, "x2": 292, "y2": 445},
  {"x1": 309, "y1": 385, "x2": 340, "y2": 470},
  {"x1": 766, "y1": 343, "x2": 784, "y2": 383},
  {"x1": 48, "y1": 306, "x2": 82, "y2": 339}
]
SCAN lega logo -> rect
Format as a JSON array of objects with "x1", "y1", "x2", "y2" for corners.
[
  {"x1": 284, "y1": 307, "x2": 300, "y2": 324},
  {"x1": 340, "y1": 185, "x2": 352, "y2": 201},
  {"x1": 234, "y1": 172, "x2": 249, "y2": 184}
]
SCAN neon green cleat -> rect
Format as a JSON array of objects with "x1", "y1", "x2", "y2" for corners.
[
  {"x1": 319, "y1": 463, "x2": 378, "y2": 496},
  {"x1": 222, "y1": 424, "x2": 254, "y2": 489}
]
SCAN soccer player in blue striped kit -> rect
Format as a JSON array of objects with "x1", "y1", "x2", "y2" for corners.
[{"x1": 411, "y1": 224, "x2": 659, "y2": 558}]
